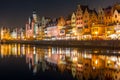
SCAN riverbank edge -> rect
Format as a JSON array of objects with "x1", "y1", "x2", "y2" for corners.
[{"x1": 1, "y1": 40, "x2": 120, "y2": 49}]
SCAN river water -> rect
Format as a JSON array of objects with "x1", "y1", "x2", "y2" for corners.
[{"x1": 0, "y1": 43, "x2": 120, "y2": 80}]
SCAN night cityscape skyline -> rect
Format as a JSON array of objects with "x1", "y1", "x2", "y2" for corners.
[
  {"x1": 0, "y1": 0, "x2": 119, "y2": 28},
  {"x1": 0, "y1": 1, "x2": 120, "y2": 80}
]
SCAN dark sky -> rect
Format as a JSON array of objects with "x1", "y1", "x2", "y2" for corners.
[{"x1": 0, "y1": 0, "x2": 119, "y2": 28}]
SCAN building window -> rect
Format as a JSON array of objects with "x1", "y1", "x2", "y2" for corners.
[
  {"x1": 102, "y1": 17, "x2": 103, "y2": 20},
  {"x1": 93, "y1": 28, "x2": 98, "y2": 32},
  {"x1": 117, "y1": 20, "x2": 118, "y2": 23},
  {"x1": 115, "y1": 15, "x2": 117, "y2": 18}
]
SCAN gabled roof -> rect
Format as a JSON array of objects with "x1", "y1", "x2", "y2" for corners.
[
  {"x1": 89, "y1": 9, "x2": 98, "y2": 16},
  {"x1": 75, "y1": 4, "x2": 97, "y2": 16},
  {"x1": 113, "y1": 3, "x2": 120, "y2": 12},
  {"x1": 104, "y1": 6, "x2": 112, "y2": 16},
  {"x1": 80, "y1": 5, "x2": 89, "y2": 13},
  {"x1": 76, "y1": 5, "x2": 90, "y2": 14}
]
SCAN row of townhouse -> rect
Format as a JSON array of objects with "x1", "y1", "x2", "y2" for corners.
[
  {"x1": 25, "y1": 4, "x2": 98, "y2": 40},
  {"x1": 1, "y1": 3, "x2": 119, "y2": 40},
  {"x1": 0, "y1": 27, "x2": 25, "y2": 40},
  {"x1": 1, "y1": 3, "x2": 120, "y2": 40},
  {"x1": 25, "y1": 3, "x2": 120, "y2": 40}
]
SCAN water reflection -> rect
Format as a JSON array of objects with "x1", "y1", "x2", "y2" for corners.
[{"x1": 0, "y1": 44, "x2": 120, "y2": 80}]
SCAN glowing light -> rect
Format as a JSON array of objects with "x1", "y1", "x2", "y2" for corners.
[
  {"x1": 48, "y1": 48, "x2": 51, "y2": 57},
  {"x1": 108, "y1": 60, "x2": 111, "y2": 64},
  {"x1": 95, "y1": 31, "x2": 98, "y2": 35},
  {"x1": 72, "y1": 57, "x2": 78, "y2": 63},
  {"x1": 84, "y1": 54, "x2": 87, "y2": 58},
  {"x1": 77, "y1": 64, "x2": 83, "y2": 67},
  {"x1": 95, "y1": 59, "x2": 98, "y2": 64}
]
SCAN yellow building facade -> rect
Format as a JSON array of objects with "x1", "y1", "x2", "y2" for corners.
[
  {"x1": 91, "y1": 24, "x2": 105, "y2": 39},
  {"x1": 112, "y1": 3, "x2": 120, "y2": 24}
]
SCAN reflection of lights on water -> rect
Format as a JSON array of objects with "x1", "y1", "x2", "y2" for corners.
[
  {"x1": 72, "y1": 57, "x2": 78, "y2": 62},
  {"x1": 93, "y1": 67, "x2": 95, "y2": 70},
  {"x1": 94, "y1": 50, "x2": 99, "y2": 53},
  {"x1": 116, "y1": 58, "x2": 120, "y2": 69},
  {"x1": 84, "y1": 54, "x2": 87, "y2": 58},
  {"x1": 8, "y1": 44, "x2": 11, "y2": 55},
  {"x1": 18, "y1": 44, "x2": 21, "y2": 55},
  {"x1": 28, "y1": 46, "x2": 30, "y2": 54},
  {"x1": 77, "y1": 64, "x2": 83, "y2": 67},
  {"x1": 29, "y1": 63, "x2": 32, "y2": 70},
  {"x1": 33, "y1": 47, "x2": 36, "y2": 54},
  {"x1": 112, "y1": 51, "x2": 117, "y2": 54},
  {"x1": 118, "y1": 51, "x2": 120, "y2": 54},
  {"x1": 59, "y1": 48, "x2": 62, "y2": 54},
  {"x1": 66, "y1": 48, "x2": 70, "y2": 54},
  {"x1": 110, "y1": 56, "x2": 117, "y2": 61},
  {"x1": 48, "y1": 48, "x2": 51, "y2": 57},
  {"x1": 42, "y1": 61, "x2": 46, "y2": 72},
  {"x1": 21, "y1": 46, "x2": 25, "y2": 55},
  {"x1": 118, "y1": 58, "x2": 120, "y2": 61},
  {"x1": 1, "y1": 53, "x2": 3, "y2": 58},
  {"x1": 52, "y1": 48, "x2": 55, "y2": 54},
  {"x1": 83, "y1": 53, "x2": 92, "y2": 59},
  {"x1": 33, "y1": 65, "x2": 37, "y2": 74},
  {"x1": 116, "y1": 62, "x2": 120, "y2": 68},
  {"x1": 106, "y1": 50, "x2": 109, "y2": 53}
]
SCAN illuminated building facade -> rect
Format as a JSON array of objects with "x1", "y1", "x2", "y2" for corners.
[
  {"x1": 112, "y1": 3, "x2": 120, "y2": 24},
  {"x1": 82, "y1": 8, "x2": 91, "y2": 40},
  {"x1": 76, "y1": 5, "x2": 84, "y2": 28},
  {"x1": 71, "y1": 12, "x2": 76, "y2": 28},
  {"x1": 98, "y1": 8, "x2": 105, "y2": 24},
  {"x1": 37, "y1": 17, "x2": 46, "y2": 40},
  {"x1": 26, "y1": 11, "x2": 39, "y2": 39},
  {"x1": 0, "y1": 3, "x2": 120, "y2": 41},
  {"x1": 57, "y1": 17, "x2": 66, "y2": 38},
  {"x1": 104, "y1": 6, "x2": 113, "y2": 25},
  {"x1": 91, "y1": 24, "x2": 105, "y2": 39},
  {"x1": 83, "y1": 8, "x2": 90, "y2": 30},
  {"x1": 45, "y1": 19, "x2": 59, "y2": 39},
  {"x1": 89, "y1": 9, "x2": 98, "y2": 25},
  {"x1": 71, "y1": 12, "x2": 76, "y2": 36},
  {"x1": 105, "y1": 25, "x2": 115, "y2": 39},
  {"x1": 0, "y1": 27, "x2": 10, "y2": 40}
]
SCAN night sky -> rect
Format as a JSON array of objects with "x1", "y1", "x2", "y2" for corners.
[{"x1": 0, "y1": 0, "x2": 119, "y2": 28}]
